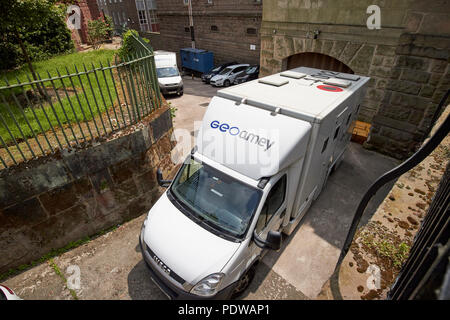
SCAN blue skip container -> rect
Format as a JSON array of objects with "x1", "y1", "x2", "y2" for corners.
[{"x1": 180, "y1": 48, "x2": 214, "y2": 74}]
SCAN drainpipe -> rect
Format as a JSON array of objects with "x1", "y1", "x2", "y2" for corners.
[{"x1": 188, "y1": 0, "x2": 195, "y2": 49}]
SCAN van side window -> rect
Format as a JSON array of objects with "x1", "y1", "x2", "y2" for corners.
[
  {"x1": 255, "y1": 175, "x2": 287, "y2": 233},
  {"x1": 321, "y1": 138, "x2": 329, "y2": 153},
  {"x1": 178, "y1": 160, "x2": 202, "y2": 184}
]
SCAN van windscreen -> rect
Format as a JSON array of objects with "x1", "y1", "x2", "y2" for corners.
[
  {"x1": 170, "y1": 158, "x2": 262, "y2": 239},
  {"x1": 157, "y1": 67, "x2": 179, "y2": 78}
]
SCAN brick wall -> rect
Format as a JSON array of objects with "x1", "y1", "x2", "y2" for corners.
[
  {"x1": 143, "y1": 0, "x2": 262, "y2": 66},
  {"x1": 71, "y1": 0, "x2": 102, "y2": 47},
  {"x1": 0, "y1": 106, "x2": 176, "y2": 273},
  {"x1": 97, "y1": 0, "x2": 141, "y2": 32}
]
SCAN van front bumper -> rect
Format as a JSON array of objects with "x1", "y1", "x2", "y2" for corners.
[
  {"x1": 139, "y1": 232, "x2": 238, "y2": 300},
  {"x1": 159, "y1": 84, "x2": 183, "y2": 95}
]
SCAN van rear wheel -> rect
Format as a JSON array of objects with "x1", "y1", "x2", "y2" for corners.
[{"x1": 231, "y1": 266, "x2": 255, "y2": 299}]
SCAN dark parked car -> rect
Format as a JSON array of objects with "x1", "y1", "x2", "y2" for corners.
[
  {"x1": 233, "y1": 65, "x2": 260, "y2": 85},
  {"x1": 201, "y1": 61, "x2": 238, "y2": 84}
]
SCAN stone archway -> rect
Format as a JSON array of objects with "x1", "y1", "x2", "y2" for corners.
[{"x1": 284, "y1": 52, "x2": 354, "y2": 74}]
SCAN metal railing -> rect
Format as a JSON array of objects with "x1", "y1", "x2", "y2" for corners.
[
  {"x1": 387, "y1": 162, "x2": 449, "y2": 299},
  {"x1": 0, "y1": 34, "x2": 161, "y2": 170}
]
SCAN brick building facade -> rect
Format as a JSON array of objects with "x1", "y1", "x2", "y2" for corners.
[
  {"x1": 96, "y1": 0, "x2": 159, "y2": 33},
  {"x1": 143, "y1": 0, "x2": 262, "y2": 66},
  {"x1": 70, "y1": 0, "x2": 101, "y2": 48},
  {"x1": 260, "y1": 0, "x2": 449, "y2": 159}
]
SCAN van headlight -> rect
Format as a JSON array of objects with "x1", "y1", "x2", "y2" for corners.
[{"x1": 190, "y1": 273, "x2": 224, "y2": 297}]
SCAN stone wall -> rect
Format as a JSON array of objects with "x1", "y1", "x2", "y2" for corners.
[
  {"x1": 143, "y1": 0, "x2": 262, "y2": 66},
  {"x1": 260, "y1": 0, "x2": 449, "y2": 159},
  {"x1": 0, "y1": 106, "x2": 176, "y2": 274},
  {"x1": 367, "y1": 2, "x2": 450, "y2": 159}
]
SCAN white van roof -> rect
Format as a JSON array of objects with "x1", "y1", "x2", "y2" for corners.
[
  {"x1": 217, "y1": 67, "x2": 370, "y2": 123},
  {"x1": 154, "y1": 50, "x2": 175, "y2": 55}
]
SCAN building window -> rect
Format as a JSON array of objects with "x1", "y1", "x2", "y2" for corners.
[
  {"x1": 112, "y1": 12, "x2": 116, "y2": 25},
  {"x1": 183, "y1": 0, "x2": 189, "y2": 5},
  {"x1": 185, "y1": 27, "x2": 190, "y2": 32},
  {"x1": 138, "y1": 10, "x2": 148, "y2": 25},
  {"x1": 210, "y1": 25, "x2": 218, "y2": 32},
  {"x1": 135, "y1": 0, "x2": 160, "y2": 32},
  {"x1": 207, "y1": 0, "x2": 213, "y2": 4},
  {"x1": 247, "y1": 27, "x2": 257, "y2": 35}
]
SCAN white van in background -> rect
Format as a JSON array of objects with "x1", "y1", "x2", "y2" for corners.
[
  {"x1": 140, "y1": 67, "x2": 369, "y2": 299},
  {"x1": 154, "y1": 51, "x2": 183, "y2": 96}
]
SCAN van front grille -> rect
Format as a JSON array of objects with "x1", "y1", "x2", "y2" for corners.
[{"x1": 146, "y1": 244, "x2": 186, "y2": 285}]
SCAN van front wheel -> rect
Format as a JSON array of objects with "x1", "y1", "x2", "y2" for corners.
[{"x1": 231, "y1": 266, "x2": 255, "y2": 299}]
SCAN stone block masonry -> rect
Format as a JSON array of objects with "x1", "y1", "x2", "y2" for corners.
[
  {"x1": 259, "y1": 0, "x2": 450, "y2": 160},
  {"x1": 0, "y1": 105, "x2": 177, "y2": 274}
]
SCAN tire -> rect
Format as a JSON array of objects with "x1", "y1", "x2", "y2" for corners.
[
  {"x1": 231, "y1": 266, "x2": 256, "y2": 299},
  {"x1": 224, "y1": 80, "x2": 231, "y2": 87},
  {"x1": 178, "y1": 91, "x2": 184, "y2": 96}
]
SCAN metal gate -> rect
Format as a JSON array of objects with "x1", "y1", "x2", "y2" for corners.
[{"x1": 285, "y1": 52, "x2": 354, "y2": 73}]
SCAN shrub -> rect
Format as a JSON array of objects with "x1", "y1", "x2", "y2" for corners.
[
  {"x1": 87, "y1": 16, "x2": 114, "y2": 49},
  {"x1": 117, "y1": 29, "x2": 151, "y2": 60}
]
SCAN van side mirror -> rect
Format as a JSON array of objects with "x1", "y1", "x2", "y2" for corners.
[
  {"x1": 253, "y1": 230, "x2": 282, "y2": 251},
  {"x1": 156, "y1": 168, "x2": 172, "y2": 188}
]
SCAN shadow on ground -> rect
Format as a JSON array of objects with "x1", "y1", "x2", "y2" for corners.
[
  {"x1": 127, "y1": 260, "x2": 168, "y2": 300},
  {"x1": 240, "y1": 143, "x2": 399, "y2": 298}
]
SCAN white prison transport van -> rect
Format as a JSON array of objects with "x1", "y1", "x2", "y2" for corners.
[{"x1": 139, "y1": 67, "x2": 370, "y2": 299}]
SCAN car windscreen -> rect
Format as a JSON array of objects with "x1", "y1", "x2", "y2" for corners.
[
  {"x1": 170, "y1": 158, "x2": 262, "y2": 239},
  {"x1": 157, "y1": 67, "x2": 179, "y2": 78},
  {"x1": 210, "y1": 66, "x2": 221, "y2": 73},
  {"x1": 246, "y1": 66, "x2": 258, "y2": 74},
  {"x1": 218, "y1": 67, "x2": 233, "y2": 75}
]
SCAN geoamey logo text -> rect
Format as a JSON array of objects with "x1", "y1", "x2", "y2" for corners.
[{"x1": 210, "y1": 120, "x2": 275, "y2": 151}]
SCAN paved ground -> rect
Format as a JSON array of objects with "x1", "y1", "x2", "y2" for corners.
[{"x1": 3, "y1": 77, "x2": 398, "y2": 300}]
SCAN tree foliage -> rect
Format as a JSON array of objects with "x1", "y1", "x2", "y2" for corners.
[
  {"x1": 87, "y1": 16, "x2": 114, "y2": 50},
  {"x1": 0, "y1": 0, "x2": 74, "y2": 71},
  {"x1": 117, "y1": 29, "x2": 151, "y2": 61}
]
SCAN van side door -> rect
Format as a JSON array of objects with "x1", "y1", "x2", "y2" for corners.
[{"x1": 254, "y1": 174, "x2": 288, "y2": 247}]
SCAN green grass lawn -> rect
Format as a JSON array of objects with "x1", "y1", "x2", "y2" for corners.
[{"x1": 0, "y1": 49, "x2": 119, "y2": 144}]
